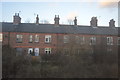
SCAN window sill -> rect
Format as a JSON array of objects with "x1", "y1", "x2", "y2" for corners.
[
  {"x1": 45, "y1": 42, "x2": 51, "y2": 44},
  {"x1": 107, "y1": 44, "x2": 113, "y2": 45},
  {"x1": 34, "y1": 42, "x2": 39, "y2": 43},
  {"x1": 90, "y1": 44, "x2": 96, "y2": 45},
  {"x1": 64, "y1": 42, "x2": 69, "y2": 44},
  {"x1": 16, "y1": 42, "x2": 22, "y2": 43}
]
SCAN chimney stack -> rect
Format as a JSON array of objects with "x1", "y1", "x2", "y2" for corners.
[
  {"x1": 36, "y1": 14, "x2": 39, "y2": 25},
  {"x1": 74, "y1": 17, "x2": 77, "y2": 25},
  {"x1": 109, "y1": 19, "x2": 115, "y2": 27},
  {"x1": 90, "y1": 17, "x2": 98, "y2": 27},
  {"x1": 13, "y1": 13, "x2": 21, "y2": 25},
  {"x1": 54, "y1": 15, "x2": 60, "y2": 25}
]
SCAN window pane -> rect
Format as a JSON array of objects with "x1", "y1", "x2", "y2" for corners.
[
  {"x1": 34, "y1": 48, "x2": 39, "y2": 56},
  {"x1": 0, "y1": 33, "x2": 3, "y2": 42},
  {"x1": 28, "y1": 48, "x2": 33, "y2": 54},
  {"x1": 35, "y1": 35, "x2": 39, "y2": 42},
  {"x1": 45, "y1": 48, "x2": 51, "y2": 54},
  {"x1": 29, "y1": 35, "x2": 33, "y2": 42},
  {"x1": 107, "y1": 37, "x2": 113, "y2": 45},
  {"x1": 80, "y1": 36, "x2": 84, "y2": 44},
  {"x1": 64, "y1": 35, "x2": 69, "y2": 43},
  {"x1": 46, "y1": 38, "x2": 48, "y2": 42},
  {"x1": 76, "y1": 36, "x2": 79, "y2": 43},
  {"x1": 118, "y1": 37, "x2": 120, "y2": 45},
  {"x1": 16, "y1": 48, "x2": 23, "y2": 56},
  {"x1": 45, "y1": 35, "x2": 51, "y2": 43},
  {"x1": 16, "y1": 34, "x2": 23, "y2": 43}
]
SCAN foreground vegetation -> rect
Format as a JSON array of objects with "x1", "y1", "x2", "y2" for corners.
[{"x1": 2, "y1": 45, "x2": 118, "y2": 78}]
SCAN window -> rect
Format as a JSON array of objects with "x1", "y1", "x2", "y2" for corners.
[
  {"x1": 28, "y1": 48, "x2": 35, "y2": 56},
  {"x1": 90, "y1": 37, "x2": 96, "y2": 45},
  {"x1": 118, "y1": 37, "x2": 120, "y2": 45},
  {"x1": 35, "y1": 34, "x2": 39, "y2": 42},
  {"x1": 16, "y1": 48, "x2": 23, "y2": 56},
  {"x1": 29, "y1": 35, "x2": 33, "y2": 43},
  {"x1": 107, "y1": 37, "x2": 113, "y2": 45},
  {"x1": 28, "y1": 48, "x2": 33, "y2": 54},
  {"x1": 16, "y1": 34, "x2": 23, "y2": 43},
  {"x1": 45, "y1": 35, "x2": 51, "y2": 43},
  {"x1": 45, "y1": 48, "x2": 51, "y2": 54},
  {"x1": 64, "y1": 35, "x2": 69, "y2": 43},
  {"x1": 80, "y1": 36, "x2": 85, "y2": 44},
  {"x1": 107, "y1": 47, "x2": 112, "y2": 52},
  {"x1": 0, "y1": 33, "x2": 2, "y2": 42},
  {"x1": 75, "y1": 36, "x2": 80, "y2": 43},
  {"x1": 34, "y1": 48, "x2": 39, "y2": 56},
  {"x1": 77, "y1": 49, "x2": 80, "y2": 54},
  {"x1": 64, "y1": 48, "x2": 69, "y2": 55}
]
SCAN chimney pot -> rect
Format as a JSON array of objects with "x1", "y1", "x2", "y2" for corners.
[
  {"x1": 90, "y1": 17, "x2": 98, "y2": 27},
  {"x1": 54, "y1": 15, "x2": 60, "y2": 25},
  {"x1": 74, "y1": 17, "x2": 77, "y2": 25},
  {"x1": 13, "y1": 13, "x2": 21, "y2": 25},
  {"x1": 36, "y1": 14, "x2": 39, "y2": 25},
  {"x1": 109, "y1": 19, "x2": 115, "y2": 27}
]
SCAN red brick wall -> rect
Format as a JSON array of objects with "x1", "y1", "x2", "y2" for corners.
[{"x1": 2, "y1": 32, "x2": 118, "y2": 54}]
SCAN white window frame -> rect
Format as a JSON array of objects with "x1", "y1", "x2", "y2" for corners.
[
  {"x1": 29, "y1": 35, "x2": 33, "y2": 43},
  {"x1": 34, "y1": 48, "x2": 39, "y2": 56},
  {"x1": 35, "y1": 34, "x2": 39, "y2": 42},
  {"x1": 75, "y1": 36, "x2": 80, "y2": 43},
  {"x1": 16, "y1": 34, "x2": 23, "y2": 43},
  {"x1": 0, "y1": 33, "x2": 3, "y2": 42},
  {"x1": 90, "y1": 37, "x2": 96, "y2": 45},
  {"x1": 45, "y1": 35, "x2": 51, "y2": 43},
  {"x1": 80, "y1": 36, "x2": 85, "y2": 44},
  {"x1": 45, "y1": 48, "x2": 51, "y2": 54},
  {"x1": 28, "y1": 48, "x2": 33, "y2": 54},
  {"x1": 118, "y1": 37, "x2": 120, "y2": 45},
  {"x1": 64, "y1": 35, "x2": 69, "y2": 43},
  {"x1": 107, "y1": 37, "x2": 113, "y2": 45}
]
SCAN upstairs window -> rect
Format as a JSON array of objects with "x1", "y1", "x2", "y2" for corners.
[
  {"x1": 35, "y1": 34, "x2": 39, "y2": 42},
  {"x1": 107, "y1": 37, "x2": 113, "y2": 45},
  {"x1": 45, "y1": 35, "x2": 51, "y2": 43},
  {"x1": 16, "y1": 34, "x2": 23, "y2": 43},
  {"x1": 45, "y1": 48, "x2": 51, "y2": 54},
  {"x1": 29, "y1": 35, "x2": 33, "y2": 43},
  {"x1": 118, "y1": 37, "x2": 120, "y2": 45},
  {"x1": 90, "y1": 37, "x2": 96, "y2": 45},
  {"x1": 0, "y1": 33, "x2": 2, "y2": 42},
  {"x1": 64, "y1": 35, "x2": 69, "y2": 43},
  {"x1": 75, "y1": 36, "x2": 80, "y2": 43},
  {"x1": 80, "y1": 36, "x2": 85, "y2": 44}
]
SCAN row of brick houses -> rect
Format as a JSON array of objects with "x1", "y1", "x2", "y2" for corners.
[{"x1": 1, "y1": 13, "x2": 120, "y2": 56}]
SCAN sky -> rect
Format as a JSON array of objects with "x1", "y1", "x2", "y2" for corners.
[{"x1": 0, "y1": 0, "x2": 119, "y2": 26}]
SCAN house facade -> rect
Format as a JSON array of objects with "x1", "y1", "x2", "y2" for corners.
[{"x1": 1, "y1": 13, "x2": 120, "y2": 56}]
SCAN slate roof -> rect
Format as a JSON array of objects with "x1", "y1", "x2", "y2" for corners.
[{"x1": 1, "y1": 22, "x2": 119, "y2": 36}]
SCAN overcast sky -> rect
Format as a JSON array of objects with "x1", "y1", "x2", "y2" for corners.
[{"x1": 1, "y1": 0, "x2": 119, "y2": 26}]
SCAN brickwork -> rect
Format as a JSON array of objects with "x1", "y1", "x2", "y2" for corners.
[{"x1": 2, "y1": 32, "x2": 118, "y2": 55}]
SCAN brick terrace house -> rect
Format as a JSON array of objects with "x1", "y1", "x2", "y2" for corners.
[{"x1": 1, "y1": 13, "x2": 120, "y2": 56}]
